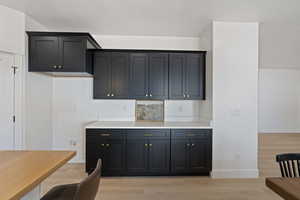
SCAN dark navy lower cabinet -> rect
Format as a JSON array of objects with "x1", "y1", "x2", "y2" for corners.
[{"x1": 86, "y1": 129, "x2": 212, "y2": 176}]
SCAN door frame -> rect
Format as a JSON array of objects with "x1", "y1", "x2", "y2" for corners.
[
  {"x1": 14, "y1": 53, "x2": 26, "y2": 150},
  {"x1": 0, "y1": 50, "x2": 25, "y2": 150}
]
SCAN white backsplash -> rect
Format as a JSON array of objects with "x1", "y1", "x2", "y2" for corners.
[
  {"x1": 52, "y1": 77, "x2": 210, "y2": 162},
  {"x1": 53, "y1": 78, "x2": 205, "y2": 122}
]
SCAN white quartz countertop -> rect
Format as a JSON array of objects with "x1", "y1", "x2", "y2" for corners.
[{"x1": 85, "y1": 121, "x2": 212, "y2": 129}]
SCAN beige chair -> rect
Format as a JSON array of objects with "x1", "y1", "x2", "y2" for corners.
[{"x1": 41, "y1": 159, "x2": 102, "y2": 200}]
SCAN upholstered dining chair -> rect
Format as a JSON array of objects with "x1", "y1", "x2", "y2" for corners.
[
  {"x1": 41, "y1": 159, "x2": 102, "y2": 200},
  {"x1": 276, "y1": 153, "x2": 300, "y2": 178}
]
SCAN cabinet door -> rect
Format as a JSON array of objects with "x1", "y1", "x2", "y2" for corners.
[
  {"x1": 171, "y1": 139, "x2": 189, "y2": 173},
  {"x1": 129, "y1": 53, "x2": 149, "y2": 99},
  {"x1": 148, "y1": 138, "x2": 170, "y2": 174},
  {"x1": 104, "y1": 138, "x2": 126, "y2": 175},
  {"x1": 126, "y1": 138, "x2": 148, "y2": 174},
  {"x1": 86, "y1": 140, "x2": 106, "y2": 174},
  {"x1": 59, "y1": 37, "x2": 86, "y2": 72},
  {"x1": 148, "y1": 53, "x2": 168, "y2": 99},
  {"x1": 111, "y1": 53, "x2": 129, "y2": 98},
  {"x1": 29, "y1": 36, "x2": 59, "y2": 71},
  {"x1": 186, "y1": 53, "x2": 205, "y2": 100},
  {"x1": 86, "y1": 142, "x2": 98, "y2": 173},
  {"x1": 93, "y1": 52, "x2": 111, "y2": 99},
  {"x1": 189, "y1": 138, "x2": 210, "y2": 172},
  {"x1": 169, "y1": 53, "x2": 186, "y2": 99}
]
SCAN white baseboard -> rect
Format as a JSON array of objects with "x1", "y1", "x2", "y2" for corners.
[
  {"x1": 259, "y1": 130, "x2": 300, "y2": 134},
  {"x1": 68, "y1": 159, "x2": 85, "y2": 164},
  {"x1": 211, "y1": 169, "x2": 259, "y2": 179}
]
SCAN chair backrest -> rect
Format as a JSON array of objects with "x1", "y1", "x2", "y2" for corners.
[
  {"x1": 276, "y1": 153, "x2": 300, "y2": 178},
  {"x1": 74, "y1": 159, "x2": 102, "y2": 200}
]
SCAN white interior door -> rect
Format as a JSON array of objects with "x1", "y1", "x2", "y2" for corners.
[{"x1": 0, "y1": 52, "x2": 15, "y2": 150}]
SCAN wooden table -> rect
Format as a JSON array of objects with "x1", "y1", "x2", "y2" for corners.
[
  {"x1": 0, "y1": 151, "x2": 76, "y2": 200},
  {"x1": 266, "y1": 177, "x2": 300, "y2": 200}
]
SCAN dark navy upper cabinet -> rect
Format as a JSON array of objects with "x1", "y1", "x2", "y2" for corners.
[
  {"x1": 111, "y1": 53, "x2": 130, "y2": 98},
  {"x1": 169, "y1": 52, "x2": 206, "y2": 100},
  {"x1": 93, "y1": 52, "x2": 112, "y2": 99},
  {"x1": 129, "y1": 53, "x2": 149, "y2": 99},
  {"x1": 94, "y1": 52, "x2": 129, "y2": 99},
  {"x1": 148, "y1": 53, "x2": 168, "y2": 99},
  {"x1": 29, "y1": 36, "x2": 60, "y2": 72},
  {"x1": 59, "y1": 37, "x2": 86, "y2": 72},
  {"x1": 186, "y1": 53, "x2": 205, "y2": 100},
  {"x1": 129, "y1": 53, "x2": 168, "y2": 100},
  {"x1": 169, "y1": 53, "x2": 187, "y2": 100},
  {"x1": 94, "y1": 50, "x2": 205, "y2": 100},
  {"x1": 27, "y1": 32, "x2": 101, "y2": 75}
]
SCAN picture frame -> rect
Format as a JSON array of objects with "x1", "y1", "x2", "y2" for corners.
[{"x1": 135, "y1": 100, "x2": 164, "y2": 122}]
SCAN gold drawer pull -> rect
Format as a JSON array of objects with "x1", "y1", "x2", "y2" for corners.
[
  {"x1": 149, "y1": 144, "x2": 153, "y2": 147},
  {"x1": 101, "y1": 133, "x2": 111, "y2": 137},
  {"x1": 106, "y1": 144, "x2": 110, "y2": 147},
  {"x1": 144, "y1": 134, "x2": 153, "y2": 137},
  {"x1": 101, "y1": 144, "x2": 105, "y2": 147},
  {"x1": 145, "y1": 144, "x2": 148, "y2": 147}
]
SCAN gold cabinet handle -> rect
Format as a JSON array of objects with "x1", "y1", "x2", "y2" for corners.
[
  {"x1": 145, "y1": 144, "x2": 148, "y2": 147},
  {"x1": 100, "y1": 133, "x2": 111, "y2": 137},
  {"x1": 149, "y1": 144, "x2": 152, "y2": 147},
  {"x1": 106, "y1": 144, "x2": 110, "y2": 147},
  {"x1": 101, "y1": 144, "x2": 105, "y2": 147}
]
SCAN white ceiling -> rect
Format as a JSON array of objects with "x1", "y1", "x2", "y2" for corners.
[{"x1": 1, "y1": 0, "x2": 300, "y2": 37}]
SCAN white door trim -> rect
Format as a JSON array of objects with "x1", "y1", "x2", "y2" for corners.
[{"x1": 13, "y1": 54, "x2": 25, "y2": 149}]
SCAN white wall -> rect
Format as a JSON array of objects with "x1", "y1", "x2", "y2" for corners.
[
  {"x1": 259, "y1": 68, "x2": 300, "y2": 133},
  {"x1": 199, "y1": 23, "x2": 213, "y2": 121},
  {"x1": 212, "y1": 22, "x2": 259, "y2": 178},
  {"x1": 0, "y1": 5, "x2": 26, "y2": 149},
  {"x1": 93, "y1": 35, "x2": 203, "y2": 50},
  {"x1": 52, "y1": 35, "x2": 211, "y2": 162},
  {"x1": 0, "y1": 5, "x2": 25, "y2": 55},
  {"x1": 258, "y1": 23, "x2": 300, "y2": 133},
  {"x1": 260, "y1": 22, "x2": 300, "y2": 69},
  {"x1": 24, "y1": 16, "x2": 53, "y2": 150}
]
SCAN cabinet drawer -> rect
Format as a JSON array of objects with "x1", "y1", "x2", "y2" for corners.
[
  {"x1": 171, "y1": 129, "x2": 211, "y2": 139},
  {"x1": 127, "y1": 129, "x2": 170, "y2": 139},
  {"x1": 86, "y1": 129, "x2": 125, "y2": 142}
]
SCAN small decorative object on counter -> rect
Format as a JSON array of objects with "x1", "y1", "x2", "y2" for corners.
[{"x1": 136, "y1": 100, "x2": 164, "y2": 122}]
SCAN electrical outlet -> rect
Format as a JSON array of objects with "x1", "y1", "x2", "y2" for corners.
[
  {"x1": 69, "y1": 140, "x2": 77, "y2": 146},
  {"x1": 178, "y1": 106, "x2": 183, "y2": 112}
]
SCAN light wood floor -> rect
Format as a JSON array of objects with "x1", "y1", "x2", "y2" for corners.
[
  {"x1": 42, "y1": 133, "x2": 300, "y2": 200},
  {"x1": 259, "y1": 133, "x2": 300, "y2": 177}
]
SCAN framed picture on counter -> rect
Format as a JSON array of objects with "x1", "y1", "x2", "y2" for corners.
[{"x1": 135, "y1": 100, "x2": 164, "y2": 122}]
